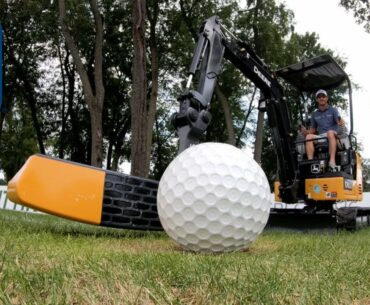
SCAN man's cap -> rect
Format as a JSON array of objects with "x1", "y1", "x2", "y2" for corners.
[{"x1": 315, "y1": 89, "x2": 328, "y2": 97}]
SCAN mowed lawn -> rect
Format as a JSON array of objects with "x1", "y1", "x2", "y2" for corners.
[{"x1": 1, "y1": 209, "x2": 370, "y2": 305}]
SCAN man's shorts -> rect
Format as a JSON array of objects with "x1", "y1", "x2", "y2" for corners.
[{"x1": 312, "y1": 131, "x2": 337, "y2": 143}]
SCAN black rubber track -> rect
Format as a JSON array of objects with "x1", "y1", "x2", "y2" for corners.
[
  {"x1": 101, "y1": 172, "x2": 162, "y2": 230},
  {"x1": 99, "y1": 172, "x2": 370, "y2": 232}
]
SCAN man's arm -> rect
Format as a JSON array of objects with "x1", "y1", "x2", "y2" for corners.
[
  {"x1": 333, "y1": 107, "x2": 345, "y2": 127},
  {"x1": 305, "y1": 113, "x2": 317, "y2": 135},
  {"x1": 300, "y1": 125, "x2": 316, "y2": 136},
  {"x1": 337, "y1": 118, "x2": 345, "y2": 127}
]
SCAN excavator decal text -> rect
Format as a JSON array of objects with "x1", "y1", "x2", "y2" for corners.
[{"x1": 254, "y1": 66, "x2": 271, "y2": 88}]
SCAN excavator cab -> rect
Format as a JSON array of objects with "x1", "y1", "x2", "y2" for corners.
[{"x1": 275, "y1": 54, "x2": 363, "y2": 206}]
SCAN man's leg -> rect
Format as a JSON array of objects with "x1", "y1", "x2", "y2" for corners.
[
  {"x1": 327, "y1": 130, "x2": 337, "y2": 165},
  {"x1": 305, "y1": 134, "x2": 316, "y2": 160}
]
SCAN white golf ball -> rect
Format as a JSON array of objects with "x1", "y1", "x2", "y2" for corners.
[{"x1": 157, "y1": 142, "x2": 272, "y2": 253}]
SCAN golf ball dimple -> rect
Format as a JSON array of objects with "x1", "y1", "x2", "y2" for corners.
[{"x1": 157, "y1": 142, "x2": 272, "y2": 253}]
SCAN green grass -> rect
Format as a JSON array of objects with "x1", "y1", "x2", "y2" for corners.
[{"x1": 1, "y1": 210, "x2": 370, "y2": 305}]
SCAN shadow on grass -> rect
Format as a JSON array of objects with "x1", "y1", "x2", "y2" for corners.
[{"x1": 0, "y1": 209, "x2": 165, "y2": 240}]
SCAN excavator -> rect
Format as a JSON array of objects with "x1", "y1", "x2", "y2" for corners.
[{"x1": 7, "y1": 16, "x2": 368, "y2": 231}]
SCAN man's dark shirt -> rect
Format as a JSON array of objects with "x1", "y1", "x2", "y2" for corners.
[{"x1": 310, "y1": 105, "x2": 339, "y2": 134}]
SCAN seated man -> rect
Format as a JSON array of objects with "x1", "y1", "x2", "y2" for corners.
[{"x1": 301, "y1": 89, "x2": 345, "y2": 171}]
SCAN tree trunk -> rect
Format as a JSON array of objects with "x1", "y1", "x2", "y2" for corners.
[
  {"x1": 253, "y1": 110, "x2": 264, "y2": 164},
  {"x1": 130, "y1": 0, "x2": 149, "y2": 177},
  {"x1": 24, "y1": 85, "x2": 45, "y2": 154},
  {"x1": 236, "y1": 87, "x2": 257, "y2": 147},
  {"x1": 90, "y1": 100, "x2": 103, "y2": 165},
  {"x1": 215, "y1": 83, "x2": 235, "y2": 145},
  {"x1": 179, "y1": 0, "x2": 198, "y2": 40},
  {"x1": 112, "y1": 118, "x2": 130, "y2": 171},
  {"x1": 144, "y1": 0, "x2": 160, "y2": 174},
  {"x1": 57, "y1": 44, "x2": 67, "y2": 159},
  {"x1": 106, "y1": 140, "x2": 113, "y2": 170},
  {"x1": 252, "y1": 0, "x2": 264, "y2": 163},
  {"x1": 58, "y1": 0, "x2": 104, "y2": 167},
  {"x1": 62, "y1": 53, "x2": 88, "y2": 164},
  {"x1": 65, "y1": 69, "x2": 87, "y2": 164}
]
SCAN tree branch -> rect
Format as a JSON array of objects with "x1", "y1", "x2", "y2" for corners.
[
  {"x1": 89, "y1": 0, "x2": 104, "y2": 104},
  {"x1": 58, "y1": 0, "x2": 94, "y2": 104}
]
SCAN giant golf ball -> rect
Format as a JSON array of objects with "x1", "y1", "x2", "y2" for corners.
[{"x1": 157, "y1": 142, "x2": 272, "y2": 253}]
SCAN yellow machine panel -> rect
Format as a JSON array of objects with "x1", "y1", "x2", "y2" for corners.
[
  {"x1": 305, "y1": 176, "x2": 363, "y2": 201},
  {"x1": 274, "y1": 181, "x2": 282, "y2": 202},
  {"x1": 7, "y1": 154, "x2": 105, "y2": 225},
  {"x1": 355, "y1": 153, "x2": 363, "y2": 189}
]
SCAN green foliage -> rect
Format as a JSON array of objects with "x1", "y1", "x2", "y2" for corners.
[
  {"x1": 150, "y1": 104, "x2": 177, "y2": 180},
  {"x1": 0, "y1": 104, "x2": 39, "y2": 181},
  {"x1": 0, "y1": 0, "x2": 357, "y2": 183},
  {"x1": 340, "y1": 0, "x2": 370, "y2": 33}
]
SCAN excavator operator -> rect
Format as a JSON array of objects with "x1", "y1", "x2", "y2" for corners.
[{"x1": 300, "y1": 89, "x2": 345, "y2": 172}]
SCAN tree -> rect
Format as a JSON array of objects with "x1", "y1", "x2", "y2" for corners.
[
  {"x1": 1, "y1": 0, "x2": 358, "y2": 185},
  {"x1": 130, "y1": 0, "x2": 166, "y2": 178},
  {"x1": 1, "y1": 103, "x2": 38, "y2": 181},
  {"x1": 58, "y1": 0, "x2": 105, "y2": 167},
  {"x1": 54, "y1": 45, "x2": 91, "y2": 164},
  {"x1": 150, "y1": 105, "x2": 177, "y2": 180},
  {"x1": 145, "y1": 0, "x2": 161, "y2": 173},
  {"x1": 236, "y1": 0, "x2": 295, "y2": 163},
  {"x1": 214, "y1": 84, "x2": 236, "y2": 145},
  {"x1": 1, "y1": 0, "x2": 93, "y2": 166},
  {"x1": 100, "y1": 0, "x2": 132, "y2": 170},
  {"x1": 340, "y1": 0, "x2": 370, "y2": 33},
  {"x1": 178, "y1": 0, "x2": 241, "y2": 147},
  {"x1": 0, "y1": 0, "x2": 48, "y2": 155},
  {"x1": 130, "y1": 0, "x2": 149, "y2": 177}
]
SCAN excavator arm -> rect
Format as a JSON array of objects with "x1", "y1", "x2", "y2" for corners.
[{"x1": 171, "y1": 16, "x2": 298, "y2": 203}]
